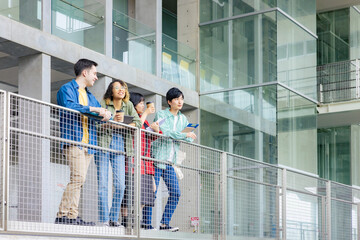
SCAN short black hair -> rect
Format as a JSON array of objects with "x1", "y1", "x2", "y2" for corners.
[
  {"x1": 129, "y1": 92, "x2": 145, "y2": 108},
  {"x1": 166, "y1": 87, "x2": 184, "y2": 106},
  {"x1": 74, "y1": 59, "x2": 98, "y2": 77}
]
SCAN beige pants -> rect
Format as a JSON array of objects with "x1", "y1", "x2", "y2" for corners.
[{"x1": 57, "y1": 146, "x2": 92, "y2": 219}]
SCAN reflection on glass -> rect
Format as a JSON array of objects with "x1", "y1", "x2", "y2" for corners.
[
  {"x1": 317, "y1": 8, "x2": 350, "y2": 65},
  {"x1": 318, "y1": 126, "x2": 351, "y2": 185},
  {"x1": 200, "y1": 85, "x2": 277, "y2": 163},
  {"x1": 200, "y1": 11, "x2": 277, "y2": 92},
  {"x1": 277, "y1": 0, "x2": 316, "y2": 33},
  {"x1": 200, "y1": 0, "x2": 276, "y2": 23},
  {"x1": 162, "y1": 34, "x2": 196, "y2": 89},
  {"x1": 277, "y1": 12, "x2": 317, "y2": 100},
  {"x1": 51, "y1": 0, "x2": 105, "y2": 54},
  {"x1": 277, "y1": 86, "x2": 317, "y2": 174},
  {"x1": 112, "y1": 9, "x2": 156, "y2": 74},
  {"x1": 0, "y1": 0, "x2": 41, "y2": 29}
]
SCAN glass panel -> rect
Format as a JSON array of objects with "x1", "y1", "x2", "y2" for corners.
[
  {"x1": 51, "y1": 0, "x2": 105, "y2": 54},
  {"x1": 318, "y1": 126, "x2": 351, "y2": 185},
  {"x1": 317, "y1": 8, "x2": 350, "y2": 65},
  {"x1": 200, "y1": 0, "x2": 276, "y2": 23},
  {"x1": 277, "y1": 0, "x2": 316, "y2": 33},
  {"x1": 277, "y1": 86, "x2": 317, "y2": 174},
  {"x1": 200, "y1": 21, "x2": 229, "y2": 91},
  {"x1": 200, "y1": 11, "x2": 277, "y2": 92},
  {"x1": 113, "y1": 9, "x2": 156, "y2": 74},
  {"x1": 200, "y1": 85, "x2": 277, "y2": 163},
  {"x1": 350, "y1": 6, "x2": 360, "y2": 59},
  {"x1": 0, "y1": 0, "x2": 41, "y2": 29},
  {"x1": 277, "y1": 11, "x2": 317, "y2": 100},
  {"x1": 162, "y1": 34, "x2": 196, "y2": 89}
]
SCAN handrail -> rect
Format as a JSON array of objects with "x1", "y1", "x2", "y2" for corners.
[{"x1": 59, "y1": 0, "x2": 104, "y2": 20}]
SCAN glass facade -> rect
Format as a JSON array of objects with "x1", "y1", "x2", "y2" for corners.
[
  {"x1": 200, "y1": 1, "x2": 317, "y2": 175},
  {"x1": 112, "y1": 9, "x2": 156, "y2": 74},
  {"x1": 200, "y1": 85, "x2": 277, "y2": 163},
  {"x1": 0, "y1": 0, "x2": 41, "y2": 29},
  {"x1": 51, "y1": 0, "x2": 105, "y2": 54},
  {"x1": 200, "y1": 11, "x2": 277, "y2": 92},
  {"x1": 278, "y1": 86, "x2": 317, "y2": 174},
  {"x1": 318, "y1": 126, "x2": 351, "y2": 185}
]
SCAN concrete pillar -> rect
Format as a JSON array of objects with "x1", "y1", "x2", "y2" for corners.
[
  {"x1": 18, "y1": 53, "x2": 51, "y2": 102},
  {"x1": 135, "y1": 0, "x2": 162, "y2": 77},
  {"x1": 17, "y1": 53, "x2": 51, "y2": 222},
  {"x1": 105, "y1": 0, "x2": 113, "y2": 57},
  {"x1": 178, "y1": 0, "x2": 199, "y2": 91},
  {"x1": 42, "y1": 0, "x2": 51, "y2": 33},
  {"x1": 92, "y1": 76, "x2": 113, "y2": 103}
]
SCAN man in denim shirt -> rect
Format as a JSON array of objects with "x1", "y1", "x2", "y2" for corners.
[{"x1": 55, "y1": 59, "x2": 111, "y2": 226}]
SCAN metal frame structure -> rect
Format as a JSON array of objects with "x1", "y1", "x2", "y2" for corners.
[{"x1": 0, "y1": 91, "x2": 359, "y2": 239}]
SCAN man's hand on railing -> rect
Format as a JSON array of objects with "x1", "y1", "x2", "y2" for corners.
[{"x1": 90, "y1": 107, "x2": 112, "y2": 121}]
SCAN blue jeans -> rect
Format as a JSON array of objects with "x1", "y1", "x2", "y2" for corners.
[
  {"x1": 143, "y1": 164, "x2": 181, "y2": 226},
  {"x1": 95, "y1": 133, "x2": 125, "y2": 222}
]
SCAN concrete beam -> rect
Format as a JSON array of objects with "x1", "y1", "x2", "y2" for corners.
[
  {"x1": 0, "y1": 14, "x2": 199, "y2": 108},
  {"x1": 317, "y1": 0, "x2": 359, "y2": 12}
]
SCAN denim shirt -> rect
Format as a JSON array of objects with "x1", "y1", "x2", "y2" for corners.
[
  {"x1": 57, "y1": 79, "x2": 101, "y2": 154},
  {"x1": 151, "y1": 108, "x2": 193, "y2": 169}
]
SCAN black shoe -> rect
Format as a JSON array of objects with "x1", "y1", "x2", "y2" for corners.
[
  {"x1": 159, "y1": 224, "x2": 179, "y2": 232},
  {"x1": 55, "y1": 216, "x2": 74, "y2": 225},
  {"x1": 121, "y1": 216, "x2": 128, "y2": 228},
  {"x1": 141, "y1": 224, "x2": 157, "y2": 230},
  {"x1": 75, "y1": 216, "x2": 95, "y2": 226},
  {"x1": 109, "y1": 220, "x2": 122, "y2": 227}
]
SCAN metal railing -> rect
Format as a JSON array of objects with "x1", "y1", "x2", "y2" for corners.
[
  {"x1": 0, "y1": 91, "x2": 359, "y2": 239},
  {"x1": 318, "y1": 59, "x2": 360, "y2": 103}
]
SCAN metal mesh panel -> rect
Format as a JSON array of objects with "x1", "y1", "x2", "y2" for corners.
[
  {"x1": 0, "y1": 90, "x2": 5, "y2": 230},
  {"x1": 285, "y1": 170, "x2": 327, "y2": 240},
  {"x1": 317, "y1": 59, "x2": 359, "y2": 103},
  {"x1": 286, "y1": 190, "x2": 324, "y2": 240},
  {"x1": 7, "y1": 93, "x2": 138, "y2": 237},
  {"x1": 227, "y1": 154, "x2": 279, "y2": 238},
  {"x1": 139, "y1": 130, "x2": 222, "y2": 239},
  {"x1": 331, "y1": 182, "x2": 356, "y2": 240}
]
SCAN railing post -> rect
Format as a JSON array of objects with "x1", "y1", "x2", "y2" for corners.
[
  {"x1": 321, "y1": 196, "x2": 326, "y2": 240},
  {"x1": 282, "y1": 168, "x2": 287, "y2": 240},
  {"x1": 326, "y1": 181, "x2": 331, "y2": 240},
  {"x1": 357, "y1": 203, "x2": 360, "y2": 240},
  {"x1": 220, "y1": 152, "x2": 227, "y2": 240},
  {"x1": 1, "y1": 91, "x2": 8, "y2": 231},
  {"x1": 356, "y1": 59, "x2": 360, "y2": 99},
  {"x1": 135, "y1": 128, "x2": 141, "y2": 238},
  {"x1": 3, "y1": 92, "x2": 9, "y2": 232}
]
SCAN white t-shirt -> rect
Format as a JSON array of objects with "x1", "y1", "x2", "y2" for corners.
[{"x1": 167, "y1": 115, "x2": 178, "y2": 162}]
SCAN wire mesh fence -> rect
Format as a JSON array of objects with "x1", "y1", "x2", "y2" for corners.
[
  {"x1": 317, "y1": 59, "x2": 360, "y2": 103},
  {"x1": 2, "y1": 91, "x2": 360, "y2": 239}
]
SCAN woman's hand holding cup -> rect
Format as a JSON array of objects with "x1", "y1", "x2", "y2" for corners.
[{"x1": 115, "y1": 109, "x2": 124, "y2": 122}]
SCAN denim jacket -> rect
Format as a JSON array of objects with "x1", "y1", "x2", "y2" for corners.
[
  {"x1": 57, "y1": 79, "x2": 101, "y2": 154},
  {"x1": 151, "y1": 108, "x2": 193, "y2": 169}
]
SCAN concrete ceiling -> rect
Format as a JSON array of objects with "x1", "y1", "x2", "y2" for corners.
[{"x1": 317, "y1": 0, "x2": 360, "y2": 12}]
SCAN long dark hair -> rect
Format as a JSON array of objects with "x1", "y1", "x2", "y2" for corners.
[{"x1": 103, "y1": 80, "x2": 129, "y2": 105}]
